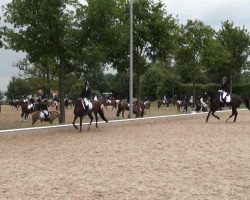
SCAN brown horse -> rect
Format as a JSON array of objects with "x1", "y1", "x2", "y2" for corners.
[
  {"x1": 21, "y1": 102, "x2": 34, "y2": 120},
  {"x1": 158, "y1": 98, "x2": 176, "y2": 109},
  {"x1": 72, "y1": 99, "x2": 108, "y2": 132},
  {"x1": 22, "y1": 100, "x2": 51, "y2": 120},
  {"x1": 116, "y1": 101, "x2": 144, "y2": 118},
  {"x1": 99, "y1": 97, "x2": 117, "y2": 110},
  {"x1": 31, "y1": 111, "x2": 60, "y2": 125},
  {"x1": 176, "y1": 100, "x2": 192, "y2": 113}
]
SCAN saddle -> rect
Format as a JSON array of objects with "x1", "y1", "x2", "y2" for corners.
[
  {"x1": 81, "y1": 98, "x2": 93, "y2": 110},
  {"x1": 219, "y1": 91, "x2": 231, "y2": 103},
  {"x1": 40, "y1": 111, "x2": 50, "y2": 119}
]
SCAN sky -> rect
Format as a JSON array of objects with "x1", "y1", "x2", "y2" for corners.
[{"x1": 1, "y1": 0, "x2": 250, "y2": 92}]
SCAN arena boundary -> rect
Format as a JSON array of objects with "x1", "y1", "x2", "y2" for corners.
[{"x1": 0, "y1": 109, "x2": 247, "y2": 134}]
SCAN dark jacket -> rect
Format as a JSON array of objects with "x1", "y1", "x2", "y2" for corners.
[
  {"x1": 220, "y1": 79, "x2": 229, "y2": 92},
  {"x1": 41, "y1": 103, "x2": 48, "y2": 111},
  {"x1": 81, "y1": 85, "x2": 91, "y2": 99}
]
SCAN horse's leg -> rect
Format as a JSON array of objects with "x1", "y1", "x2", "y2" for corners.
[
  {"x1": 177, "y1": 104, "x2": 180, "y2": 113},
  {"x1": 122, "y1": 110, "x2": 125, "y2": 118},
  {"x1": 211, "y1": 110, "x2": 220, "y2": 120},
  {"x1": 226, "y1": 107, "x2": 238, "y2": 122},
  {"x1": 94, "y1": 111, "x2": 99, "y2": 128},
  {"x1": 158, "y1": 102, "x2": 161, "y2": 109},
  {"x1": 72, "y1": 115, "x2": 79, "y2": 130},
  {"x1": 233, "y1": 108, "x2": 238, "y2": 122},
  {"x1": 206, "y1": 110, "x2": 212, "y2": 122},
  {"x1": 88, "y1": 113, "x2": 94, "y2": 130},
  {"x1": 32, "y1": 116, "x2": 38, "y2": 126},
  {"x1": 79, "y1": 116, "x2": 83, "y2": 132}
]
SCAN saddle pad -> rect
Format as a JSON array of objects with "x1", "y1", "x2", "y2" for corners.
[{"x1": 88, "y1": 102, "x2": 93, "y2": 110}]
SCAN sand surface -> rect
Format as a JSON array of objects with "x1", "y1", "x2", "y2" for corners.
[{"x1": 0, "y1": 105, "x2": 249, "y2": 199}]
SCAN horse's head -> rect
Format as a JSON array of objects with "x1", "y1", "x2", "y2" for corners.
[{"x1": 202, "y1": 91, "x2": 211, "y2": 101}]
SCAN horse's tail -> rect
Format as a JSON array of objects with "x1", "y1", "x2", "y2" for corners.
[
  {"x1": 242, "y1": 97, "x2": 250, "y2": 110},
  {"x1": 98, "y1": 104, "x2": 108, "y2": 123}
]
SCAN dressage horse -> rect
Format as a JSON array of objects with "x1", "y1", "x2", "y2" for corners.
[
  {"x1": 21, "y1": 102, "x2": 34, "y2": 120},
  {"x1": 72, "y1": 99, "x2": 108, "y2": 132},
  {"x1": 116, "y1": 101, "x2": 144, "y2": 118},
  {"x1": 203, "y1": 90, "x2": 250, "y2": 122},
  {"x1": 158, "y1": 98, "x2": 176, "y2": 109},
  {"x1": 21, "y1": 101, "x2": 49, "y2": 120},
  {"x1": 32, "y1": 111, "x2": 60, "y2": 125},
  {"x1": 142, "y1": 100, "x2": 151, "y2": 115},
  {"x1": 158, "y1": 99, "x2": 169, "y2": 109},
  {"x1": 99, "y1": 97, "x2": 117, "y2": 110},
  {"x1": 176, "y1": 99, "x2": 191, "y2": 113}
]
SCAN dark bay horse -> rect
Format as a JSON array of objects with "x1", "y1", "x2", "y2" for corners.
[
  {"x1": 203, "y1": 90, "x2": 250, "y2": 122},
  {"x1": 72, "y1": 99, "x2": 108, "y2": 132},
  {"x1": 142, "y1": 100, "x2": 151, "y2": 115},
  {"x1": 158, "y1": 98, "x2": 176, "y2": 109},
  {"x1": 21, "y1": 102, "x2": 34, "y2": 120},
  {"x1": 99, "y1": 97, "x2": 117, "y2": 110},
  {"x1": 176, "y1": 99, "x2": 192, "y2": 113},
  {"x1": 21, "y1": 101, "x2": 49, "y2": 120}
]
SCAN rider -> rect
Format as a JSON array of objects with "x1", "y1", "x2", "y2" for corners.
[
  {"x1": 163, "y1": 95, "x2": 167, "y2": 103},
  {"x1": 219, "y1": 76, "x2": 230, "y2": 103},
  {"x1": 81, "y1": 80, "x2": 91, "y2": 112},
  {"x1": 28, "y1": 95, "x2": 35, "y2": 110},
  {"x1": 41, "y1": 103, "x2": 49, "y2": 119}
]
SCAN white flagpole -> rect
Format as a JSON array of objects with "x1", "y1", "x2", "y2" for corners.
[{"x1": 129, "y1": 0, "x2": 133, "y2": 118}]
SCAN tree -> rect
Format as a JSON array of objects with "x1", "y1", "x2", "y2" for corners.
[
  {"x1": 217, "y1": 20, "x2": 250, "y2": 93},
  {"x1": 201, "y1": 38, "x2": 230, "y2": 83},
  {"x1": 175, "y1": 19, "x2": 215, "y2": 103},
  {"x1": 2, "y1": 0, "x2": 80, "y2": 123},
  {"x1": 6, "y1": 77, "x2": 32, "y2": 99}
]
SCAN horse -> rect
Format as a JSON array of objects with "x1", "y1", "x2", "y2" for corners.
[
  {"x1": 100, "y1": 97, "x2": 117, "y2": 110},
  {"x1": 21, "y1": 102, "x2": 34, "y2": 120},
  {"x1": 203, "y1": 90, "x2": 250, "y2": 122},
  {"x1": 142, "y1": 100, "x2": 151, "y2": 115},
  {"x1": 158, "y1": 98, "x2": 176, "y2": 109},
  {"x1": 176, "y1": 99, "x2": 191, "y2": 113},
  {"x1": 158, "y1": 99, "x2": 169, "y2": 109},
  {"x1": 32, "y1": 111, "x2": 60, "y2": 125},
  {"x1": 116, "y1": 101, "x2": 144, "y2": 118},
  {"x1": 9, "y1": 99, "x2": 22, "y2": 109},
  {"x1": 72, "y1": 99, "x2": 108, "y2": 132}
]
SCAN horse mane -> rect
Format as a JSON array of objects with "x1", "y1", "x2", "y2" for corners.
[{"x1": 206, "y1": 90, "x2": 218, "y2": 97}]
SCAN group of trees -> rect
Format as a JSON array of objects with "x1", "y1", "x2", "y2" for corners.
[{"x1": 1, "y1": 0, "x2": 250, "y2": 123}]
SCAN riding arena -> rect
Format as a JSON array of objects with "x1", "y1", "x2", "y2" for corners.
[{"x1": 0, "y1": 102, "x2": 249, "y2": 199}]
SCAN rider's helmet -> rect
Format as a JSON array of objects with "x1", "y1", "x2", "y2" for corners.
[{"x1": 222, "y1": 77, "x2": 227, "y2": 82}]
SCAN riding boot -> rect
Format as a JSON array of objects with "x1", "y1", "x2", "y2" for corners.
[{"x1": 84, "y1": 102, "x2": 88, "y2": 112}]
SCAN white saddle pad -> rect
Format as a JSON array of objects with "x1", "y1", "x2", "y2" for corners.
[
  {"x1": 88, "y1": 101, "x2": 93, "y2": 110},
  {"x1": 220, "y1": 95, "x2": 231, "y2": 103},
  {"x1": 40, "y1": 111, "x2": 49, "y2": 119}
]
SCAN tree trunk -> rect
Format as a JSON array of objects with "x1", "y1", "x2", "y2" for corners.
[
  {"x1": 59, "y1": 59, "x2": 66, "y2": 123},
  {"x1": 136, "y1": 73, "x2": 141, "y2": 102},
  {"x1": 192, "y1": 81, "x2": 196, "y2": 108}
]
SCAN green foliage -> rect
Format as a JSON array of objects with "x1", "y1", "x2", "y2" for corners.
[
  {"x1": 217, "y1": 21, "x2": 250, "y2": 84},
  {"x1": 6, "y1": 77, "x2": 32, "y2": 99},
  {"x1": 233, "y1": 83, "x2": 250, "y2": 97},
  {"x1": 176, "y1": 20, "x2": 215, "y2": 83}
]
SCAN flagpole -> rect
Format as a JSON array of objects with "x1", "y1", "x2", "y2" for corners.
[{"x1": 129, "y1": 0, "x2": 133, "y2": 118}]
